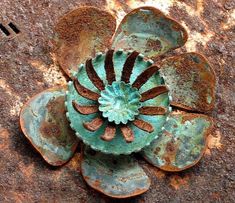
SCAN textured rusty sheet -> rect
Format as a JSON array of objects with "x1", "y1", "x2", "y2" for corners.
[{"x1": 0, "y1": 0, "x2": 234, "y2": 202}]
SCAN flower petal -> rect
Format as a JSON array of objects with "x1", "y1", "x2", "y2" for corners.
[
  {"x1": 142, "y1": 112, "x2": 214, "y2": 172},
  {"x1": 112, "y1": 6, "x2": 187, "y2": 58},
  {"x1": 81, "y1": 147, "x2": 150, "y2": 198},
  {"x1": 54, "y1": 6, "x2": 116, "y2": 78},
  {"x1": 159, "y1": 52, "x2": 216, "y2": 112},
  {"x1": 20, "y1": 86, "x2": 79, "y2": 166}
]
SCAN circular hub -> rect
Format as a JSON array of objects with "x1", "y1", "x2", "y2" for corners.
[{"x1": 98, "y1": 81, "x2": 141, "y2": 124}]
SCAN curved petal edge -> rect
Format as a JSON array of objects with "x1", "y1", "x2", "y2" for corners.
[
  {"x1": 159, "y1": 52, "x2": 216, "y2": 112},
  {"x1": 81, "y1": 147, "x2": 151, "y2": 198},
  {"x1": 20, "y1": 86, "x2": 79, "y2": 166},
  {"x1": 141, "y1": 112, "x2": 214, "y2": 172},
  {"x1": 54, "y1": 6, "x2": 116, "y2": 78},
  {"x1": 112, "y1": 6, "x2": 188, "y2": 58}
]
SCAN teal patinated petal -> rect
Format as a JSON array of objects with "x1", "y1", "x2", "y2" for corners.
[
  {"x1": 142, "y1": 113, "x2": 214, "y2": 171},
  {"x1": 20, "y1": 86, "x2": 79, "y2": 166},
  {"x1": 112, "y1": 7, "x2": 188, "y2": 58},
  {"x1": 66, "y1": 50, "x2": 170, "y2": 155},
  {"x1": 81, "y1": 147, "x2": 151, "y2": 198}
]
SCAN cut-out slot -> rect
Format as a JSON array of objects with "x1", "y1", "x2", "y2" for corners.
[
  {"x1": 0, "y1": 24, "x2": 10, "y2": 36},
  {"x1": 8, "y1": 22, "x2": 20, "y2": 34}
]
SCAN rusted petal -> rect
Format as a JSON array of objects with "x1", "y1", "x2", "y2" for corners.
[
  {"x1": 112, "y1": 7, "x2": 187, "y2": 58},
  {"x1": 74, "y1": 79, "x2": 100, "y2": 101},
  {"x1": 54, "y1": 6, "x2": 116, "y2": 78},
  {"x1": 159, "y1": 53, "x2": 216, "y2": 112},
  {"x1": 142, "y1": 113, "x2": 214, "y2": 172},
  {"x1": 120, "y1": 126, "x2": 134, "y2": 143},
  {"x1": 139, "y1": 106, "x2": 167, "y2": 115},
  {"x1": 132, "y1": 65, "x2": 160, "y2": 89},
  {"x1": 140, "y1": 85, "x2": 169, "y2": 102},
  {"x1": 133, "y1": 119, "x2": 154, "y2": 133},
  {"x1": 105, "y1": 49, "x2": 116, "y2": 84},
  {"x1": 83, "y1": 117, "x2": 104, "y2": 132},
  {"x1": 121, "y1": 51, "x2": 139, "y2": 83},
  {"x1": 20, "y1": 86, "x2": 78, "y2": 166},
  {"x1": 72, "y1": 101, "x2": 98, "y2": 115},
  {"x1": 100, "y1": 125, "x2": 116, "y2": 141},
  {"x1": 86, "y1": 59, "x2": 105, "y2": 91},
  {"x1": 81, "y1": 147, "x2": 151, "y2": 198}
]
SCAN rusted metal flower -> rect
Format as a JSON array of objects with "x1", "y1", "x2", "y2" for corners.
[
  {"x1": 20, "y1": 6, "x2": 216, "y2": 198},
  {"x1": 66, "y1": 49, "x2": 169, "y2": 154}
]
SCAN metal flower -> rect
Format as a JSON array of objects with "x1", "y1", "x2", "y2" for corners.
[
  {"x1": 20, "y1": 6, "x2": 216, "y2": 198},
  {"x1": 66, "y1": 49, "x2": 169, "y2": 154}
]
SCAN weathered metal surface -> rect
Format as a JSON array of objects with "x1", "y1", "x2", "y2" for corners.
[
  {"x1": 81, "y1": 147, "x2": 151, "y2": 198},
  {"x1": 142, "y1": 113, "x2": 214, "y2": 171},
  {"x1": 159, "y1": 52, "x2": 216, "y2": 112},
  {"x1": 66, "y1": 50, "x2": 169, "y2": 154},
  {"x1": 20, "y1": 86, "x2": 79, "y2": 166},
  {"x1": 0, "y1": 0, "x2": 234, "y2": 202},
  {"x1": 112, "y1": 6, "x2": 188, "y2": 58},
  {"x1": 54, "y1": 6, "x2": 116, "y2": 78}
]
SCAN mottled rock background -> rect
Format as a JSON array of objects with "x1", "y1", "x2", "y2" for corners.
[{"x1": 0, "y1": 0, "x2": 234, "y2": 202}]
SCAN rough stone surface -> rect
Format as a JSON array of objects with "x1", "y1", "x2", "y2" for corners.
[{"x1": 0, "y1": 0, "x2": 234, "y2": 202}]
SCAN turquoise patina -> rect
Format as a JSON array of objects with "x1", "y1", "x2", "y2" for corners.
[
  {"x1": 142, "y1": 113, "x2": 213, "y2": 171},
  {"x1": 112, "y1": 7, "x2": 188, "y2": 58},
  {"x1": 66, "y1": 50, "x2": 170, "y2": 155},
  {"x1": 20, "y1": 86, "x2": 79, "y2": 166},
  {"x1": 81, "y1": 147, "x2": 150, "y2": 198},
  {"x1": 98, "y1": 81, "x2": 142, "y2": 125}
]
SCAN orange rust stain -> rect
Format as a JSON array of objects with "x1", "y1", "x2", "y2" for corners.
[
  {"x1": 18, "y1": 162, "x2": 34, "y2": 178},
  {"x1": 205, "y1": 130, "x2": 222, "y2": 155},
  {"x1": 169, "y1": 175, "x2": 190, "y2": 190},
  {"x1": 148, "y1": 165, "x2": 166, "y2": 179},
  {"x1": 93, "y1": 179, "x2": 101, "y2": 188},
  {"x1": 210, "y1": 192, "x2": 221, "y2": 200},
  {"x1": 0, "y1": 128, "x2": 10, "y2": 150},
  {"x1": 153, "y1": 169, "x2": 166, "y2": 179},
  {"x1": 66, "y1": 152, "x2": 81, "y2": 172}
]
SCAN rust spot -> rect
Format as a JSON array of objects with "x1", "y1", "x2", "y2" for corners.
[
  {"x1": 146, "y1": 39, "x2": 162, "y2": 52},
  {"x1": 139, "y1": 106, "x2": 167, "y2": 115},
  {"x1": 74, "y1": 79, "x2": 100, "y2": 101},
  {"x1": 46, "y1": 96, "x2": 66, "y2": 117},
  {"x1": 153, "y1": 168, "x2": 166, "y2": 179},
  {"x1": 132, "y1": 119, "x2": 154, "y2": 132},
  {"x1": 101, "y1": 124, "x2": 116, "y2": 141},
  {"x1": 83, "y1": 117, "x2": 104, "y2": 131},
  {"x1": 166, "y1": 141, "x2": 175, "y2": 153},
  {"x1": 154, "y1": 147, "x2": 161, "y2": 155},
  {"x1": 140, "y1": 85, "x2": 169, "y2": 102},
  {"x1": 120, "y1": 125, "x2": 134, "y2": 143},
  {"x1": 66, "y1": 152, "x2": 82, "y2": 172},
  {"x1": 40, "y1": 121, "x2": 61, "y2": 138},
  {"x1": 169, "y1": 175, "x2": 190, "y2": 190},
  {"x1": 205, "y1": 130, "x2": 222, "y2": 155},
  {"x1": 105, "y1": 49, "x2": 116, "y2": 84},
  {"x1": 93, "y1": 179, "x2": 101, "y2": 188},
  {"x1": 121, "y1": 51, "x2": 139, "y2": 83},
  {"x1": 132, "y1": 65, "x2": 160, "y2": 89},
  {"x1": 72, "y1": 101, "x2": 98, "y2": 115},
  {"x1": 85, "y1": 59, "x2": 105, "y2": 91}
]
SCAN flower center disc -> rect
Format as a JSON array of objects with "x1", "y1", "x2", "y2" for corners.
[{"x1": 98, "y1": 81, "x2": 141, "y2": 124}]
